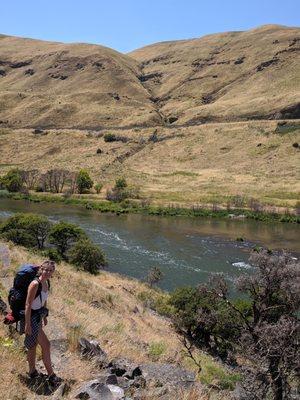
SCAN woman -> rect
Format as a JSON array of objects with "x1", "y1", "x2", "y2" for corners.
[{"x1": 23, "y1": 260, "x2": 59, "y2": 383}]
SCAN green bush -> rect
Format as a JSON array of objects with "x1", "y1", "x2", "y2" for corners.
[
  {"x1": 94, "y1": 183, "x2": 103, "y2": 194},
  {"x1": 69, "y1": 239, "x2": 106, "y2": 274},
  {"x1": 106, "y1": 187, "x2": 127, "y2": 202},
  {"x1": 148, "y1": 341, "x2": 167, "y2": 361},
  {"x1": 200, "y1": 362, "x2": 241, "y2": 390},
  {"x1": 2, "y1": 228, "x2": 36, "y2": 247},
  {"x1": 0, "y1": 169, "x2": 23, "y2": 192},
  {"x1": 42, "y1": 248, "x2": 62, "y2": 263},
  {"x1": 0, "y1": 213, "x2": 51, "y2": 249},
  {"x1": 49, "y1": 221, "x2": 87, "y2": 258},
  {"x1": 115, "y1": 177, "x2": 127, "y2": 189},
  {"x1": 103, "y1": 133, "x2": 117, "y2": 142},
  {"x1": 0, "y1": 189, "x2": 9, "y2": 198},
  {"x1": 146, "y1": 266, "x2": 164, "y2": 287},
  {"x1": 106, "y1": 177, "x2": 129, "y2": 202},
  {"x1": 170, "y1": 251, "x2": 299, "y2": 399},
  {"x1": 76, "y1": 169, "x2": 93, "y2": 194}
]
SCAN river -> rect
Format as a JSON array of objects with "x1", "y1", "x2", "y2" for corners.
[{"x1": 0, "y1": 199, "x2": 299, "y2": 291}]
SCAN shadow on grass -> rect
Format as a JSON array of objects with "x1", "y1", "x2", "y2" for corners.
[{"x1": 18, "y1": 373, "x2": 73, "y2": 396}]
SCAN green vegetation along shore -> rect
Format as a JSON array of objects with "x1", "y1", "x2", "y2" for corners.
[{"x1": 1, "y1": 190, "x2": 299, "y2": 224}]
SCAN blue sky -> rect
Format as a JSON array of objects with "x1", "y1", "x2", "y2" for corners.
[{"x1": 1, "y1": 0, "x2": 299, "y2": 53}]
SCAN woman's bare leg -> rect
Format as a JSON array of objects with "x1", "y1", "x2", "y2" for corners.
[
  {"x1": 37, "y1": 329, "x2": 54, "y2": 376},
  {"x1": 27, "y1": 346, "x2": 37, "y2": 373}
]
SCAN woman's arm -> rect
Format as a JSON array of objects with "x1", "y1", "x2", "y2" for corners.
[{"x1": 25, "y1": 280, "x2": 39, "y2": 335}]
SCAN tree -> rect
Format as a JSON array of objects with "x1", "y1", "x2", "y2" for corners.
[
  {"x1": 146, "y1": 266, "x2": 164, "y2": 288},
  {"x1": 69, "y1": 239, "x2": 106, "y2": 274},
  {"x1": 115, "y1": 177, "x2": 127, "y2": 190},
  {"x1": 22, "y1": 214, "x2": 52, "y2": 249},
  {"x1": 20, "y1": 169, "x2": 40, "y2": 190},
  {"x1": 49, "y1": 221, "x2": 87, "y2": 258},
  {"x1": 170, "y1": 250, "x2": 300, "y2": 400},
  {"x1": 0, "y1": 169, "x2": 23, "y2": 192},
  {"x1": 76, "y1": 169, "x2": 93, "y2": 194},
  {"x1": 106, "y1": 177, "x2": 128, "y2": 202},
  {"x1": 67, "y1": 171, "x2": 79, "y2": 194},
  {"x1": 94, "y1": 183, "x2": 103, "y2": 194},
  {"x1": 0, "y1": 213, "x2": 51, "y2": 249}
]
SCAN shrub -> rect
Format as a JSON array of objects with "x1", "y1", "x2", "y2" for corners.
[
  {"x1": 76, "y1": 169, "x2": 93, "y2": 194},
  {"x1": 0, "y1": 189, "x2": 9, "y2": 198},
  {"x1": 171, "y1": 251, "x2": 299, "y2": 399},
  {"x1": 94, "y1": 183, "x2": 103, "y2": 194},
  {"x1": 0, "y1": 169, "x2": 23, "y2": 192},
  {"x1": 35, "y1": 184, "x2": 44, "y2": 192},
  {"x1": 248, "y1": 197, "x2": 262, "y2": 212},
  {"x1": 231, "y1": 194, "x2": 246, "y2": 208},
  {"x1": 146, "y1": 266, "x2": 164, "y2": 287},
  {"x1": 106, "y1": 187, "x2": 127, "y2": 202},
  {"x1": 42, "y1": 248, "x2": 62, "y2": 263},
  {"x1": 62, "y1": 189, "x2": 73, "y2": 199},
  {"x1": 106, "y1": 177, "x2": 129, "y2": 202},
  {"x1": 115, "y1": 177, "x2": 127, "y2": 189},
  {"x1": 104, "y1": 133, "x2": 117, "y2": 142},
  {"x1": 0, "y1": 213, "x2": 51, "y2": 249},
  {"x1": 49, "y1": 221, "x2": 87, "y2": 258},
  {"x1": 2, "y1": 228, "x2": 36, "y2": 247},
  {"x1": 148, "y1": 341, "x2": 167, "y2": 361},
  {"x1": 200, "y1": 362, "x2": 241, "y2": 390},
  {"x1": 69, "y1": 239, "x2": 106, "y2": 274}
]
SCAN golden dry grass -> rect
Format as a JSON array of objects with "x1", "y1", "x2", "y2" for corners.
[
  {"x1": 0, "y1": 120, "x2": 299, "y2": 208},
  {"x1": 130, "y1": 24, "x2": 300, "y2": 124},
  {"x1": 0, "y1": 25, "x2": 299, "y2": 129}
]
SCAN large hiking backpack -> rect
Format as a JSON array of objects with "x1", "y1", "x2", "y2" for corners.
[{"x1": 8, "y1": 264, "x2": 43, "y2": 321}]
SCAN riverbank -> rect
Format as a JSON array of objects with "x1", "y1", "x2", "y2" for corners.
[{"x1": 0, "y1": 190, "x2": 299, "y2": 224}]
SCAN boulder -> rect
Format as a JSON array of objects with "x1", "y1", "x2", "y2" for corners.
[
  {"x1": 140, "y1": 363, "x2": 195, "y2": 389},
  {"x1": 108, "y1": 358, "x2": 142, "y2": 380},
  {"x1": 79, "y1": 338, "x2": 108, "y2": 367},
  {"x1": 75, "y1": 380, "x2": 125, "y2": 400}
]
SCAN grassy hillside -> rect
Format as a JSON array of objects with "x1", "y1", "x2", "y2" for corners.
[
  {"x1": 0, "y1": 36, "x2": 160, "y2": 129},
  {"x1": 0, "y1": 242, "x2": 237, "y2": 399},
  {"x1": 0, "y1": 120, "x2": 299, "y2": 208},
  {"x1": 129, "y1": 25, "x2": 300, "y2": 124},
  {"x1": 0, "y1": 25, "x2": 299, "y2": 209}
]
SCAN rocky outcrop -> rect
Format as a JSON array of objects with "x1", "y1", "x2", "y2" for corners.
[{"x1": 76, "y1": 338, "x2": 200, "y2": 399}]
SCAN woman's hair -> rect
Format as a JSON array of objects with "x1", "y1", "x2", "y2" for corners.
[{"x1": 40, "y1": 260, "x2": 56, "y2": 271}]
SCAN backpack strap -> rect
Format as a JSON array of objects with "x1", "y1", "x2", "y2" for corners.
[{"x1": 34, "y1": 278, "x2": 43, "y2": 304}]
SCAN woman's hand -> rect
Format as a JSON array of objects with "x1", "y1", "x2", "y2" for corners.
[
  {"x1": 43, "y1": 317, "x2": 48, "y2": 326},
  {"x1": 25, "y1": 324, "x2": 32, "y2": 336}
]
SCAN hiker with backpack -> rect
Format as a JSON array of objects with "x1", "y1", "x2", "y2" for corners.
[{"x1": 5, "y1": 260, "x2": 60, "y2": 384}]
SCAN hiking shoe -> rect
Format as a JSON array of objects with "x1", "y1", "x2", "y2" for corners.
[
  {"x1": 47, "y1": 374, "x2": 62, "y2": 386},
  {"x1": 27, "y1": 369, "x2": 40, "y2": 380}
]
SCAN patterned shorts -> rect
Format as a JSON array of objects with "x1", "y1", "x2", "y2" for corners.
[{"x1": 19, "y1": 307, "x2": 48, "y2": 349}]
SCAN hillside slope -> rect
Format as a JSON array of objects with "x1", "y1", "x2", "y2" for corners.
[
  {"x1": 0, "y1": 25, "x2": 299, "y2": 130},
  {"x1": 0, "y1": 35, "x2": 160, "y2": 129},
  {"x1": 0, "y1": 26, "x2": 299, "y2": 208},
  {"x1": 129, "y1": 25, "x2": 300, "y2": 125},
  {"x1": 0, "y1": 242, "x2": 232, "y2": 399}
]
